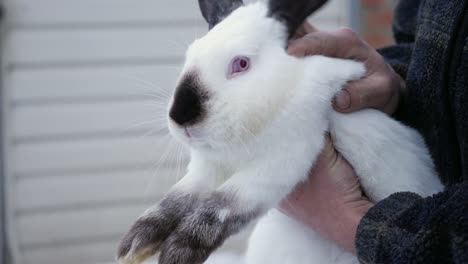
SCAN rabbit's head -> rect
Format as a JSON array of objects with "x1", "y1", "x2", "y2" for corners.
[{"x1": 168, "y1": 0, "x2": 327, "y2": 151}]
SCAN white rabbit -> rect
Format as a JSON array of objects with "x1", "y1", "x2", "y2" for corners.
[{"x1": 117, "y1": 1, "x2": 444, "y2": 264}]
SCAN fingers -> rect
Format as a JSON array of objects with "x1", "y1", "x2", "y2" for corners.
[
  {"x1": 287, "y1": 27, "x2": 403, "y2": 114},
  {"x1": 291, "y1": 22, "x2": 319, "y2": 40},
  {"x1": 333, "y1": 74, "x2": 401, "y2": 114},
  {"x1": 288, "y1": 28, "x2": 369, "y2": 59}
]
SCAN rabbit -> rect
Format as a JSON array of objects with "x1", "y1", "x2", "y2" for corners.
[{"x1": 116, "y1": 0, "x2": 444, "y2": 264}]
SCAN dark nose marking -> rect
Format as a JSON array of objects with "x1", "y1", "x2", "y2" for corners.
[{"x1": 169, "y1": 73, "x2": 208, "y2": 126}]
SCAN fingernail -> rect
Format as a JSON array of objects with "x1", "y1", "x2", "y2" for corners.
[
  {"x1": 333, "y1": 90, "x2": 351, "y2": 110},
  {"x1": 287, "y1": 42, "x2": 303, "y2": 57},
  {"x1": 287, "y1": 45, "x2": 298, "y2": 55}
]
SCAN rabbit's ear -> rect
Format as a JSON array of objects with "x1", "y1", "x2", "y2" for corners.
[
  {"x1": 268, "y1": 0, "x2": 328, "y2": 38},
  {"x1": 198, "y1": 0, "x2": 243, "y2": 29}
]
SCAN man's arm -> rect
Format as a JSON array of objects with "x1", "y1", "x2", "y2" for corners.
[
  {"x1": 377, "y1": 0, "x2": 421, "y2": 79},
  {"x1": 357, "y1": 182, "x2": 468, "y2": 263}
]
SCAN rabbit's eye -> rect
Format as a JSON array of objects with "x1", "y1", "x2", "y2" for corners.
[{"x1": 228, "y1": 56, "x2": 250, "y2": 78}]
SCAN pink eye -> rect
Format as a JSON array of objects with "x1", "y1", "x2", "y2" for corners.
[{"x1": 228, "y1": 56, "x2": 250, "y2": 78}]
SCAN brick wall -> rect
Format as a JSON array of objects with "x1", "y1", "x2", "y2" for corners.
[{"x1": 360, "y1": 0, "x2": 399, "y2": 48}]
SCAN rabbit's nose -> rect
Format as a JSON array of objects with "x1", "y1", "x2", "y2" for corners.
[{"x1": 169, "y1": 74, "x2": 207, "y2": 126}]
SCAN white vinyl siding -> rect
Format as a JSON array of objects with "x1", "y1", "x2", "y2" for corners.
[{"x1": 1, "y1": 1, "x2": 353, "y2": 264}]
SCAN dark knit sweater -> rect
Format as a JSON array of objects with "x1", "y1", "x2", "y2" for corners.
[{"x1": 355, "y1": 0, "x2": 468, "y2": 263}]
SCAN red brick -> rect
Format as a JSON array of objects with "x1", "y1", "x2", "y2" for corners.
[
  {"x1": 361, "y1": 0, "x2": 386, "y2": 8},
  {"x1": 360, "y1": 0, "x2": 395, "y2": 48},
  {"x1": 366, "y1": 9, "x2": 393, "y2": 25}
]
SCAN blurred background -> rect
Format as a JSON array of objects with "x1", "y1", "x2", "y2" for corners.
[{"x1": 0, "y1": 0, "x2": 397, "y2": 264}]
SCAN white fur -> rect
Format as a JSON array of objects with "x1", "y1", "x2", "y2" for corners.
[
  {"x1": 166, "y1": 2, "x2": 443, "y2": 264},
  {"x1": 204, "y1": 252, "x2": 245, "y2": 264}
]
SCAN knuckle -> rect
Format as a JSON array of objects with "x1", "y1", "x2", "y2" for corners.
[
  {"x1": 301, "y1": 34, "x2": 322, "y2": 48},
  {"x1": 382, "y1": 76, "x2": 393, "y2": 90},
  {"x1": 336, "y1": 28, "x2": 366, "y2": 48},
  {"x1": 291, "y1": 40, "x2": 310, "y2": 53},
  {"x1": 337, "y1": 27, "x2": 355, "y2": 35},
  {"x1": 337, "y1": 27, "x2": 357, "y2": 40},
  {"x1": 310, "y1": 33, "x2": 334, "y2": 54},
  {"x1": 376, "y1": 74, "x2": 394, "y2": 92}
]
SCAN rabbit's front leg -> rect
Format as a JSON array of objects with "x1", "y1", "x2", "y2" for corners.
[
  {"x1": 116, "y1": 156, "x2": 220, "y2": 264},
  {"x1": 158, "y1": 142, "x2": 322, "y2": 264}
]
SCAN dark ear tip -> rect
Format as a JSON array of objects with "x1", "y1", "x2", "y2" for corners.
[
  {"x1": 198, "y1": 0, "x2": 244, "y2": 29},
  {"x1": 319, "y1": 0, "x2": 329, "y2": 9},
  {"x1": 268, "y1": 0, "x2": 329, "y2": 39}
]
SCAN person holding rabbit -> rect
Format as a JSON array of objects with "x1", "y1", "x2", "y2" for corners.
[
  {"x1": 281, "y1": 0, "x2": 468, "y2": 263},
  {"x1": 117, "y1": 0, "x2": 464, "y2": 263}
]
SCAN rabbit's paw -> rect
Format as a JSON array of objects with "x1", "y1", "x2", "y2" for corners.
[
  {"x1": 116, "y1": 192, "x2": 199, "y2": 264},
  {"x1": 158, "y1": 192, "x2": 259, "y2": 264}
]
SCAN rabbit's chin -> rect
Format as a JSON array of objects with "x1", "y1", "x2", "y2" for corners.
[{"x1": 168, "y1": 121, "x2": 213, "y2": 149}]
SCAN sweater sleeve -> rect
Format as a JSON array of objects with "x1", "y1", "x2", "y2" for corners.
[
  {"x1": 356, "y1": 1, "x2": 468, "y2": 263},
  {"x1": 355, "y1": 182, "x2": 468, "y2": 264},
  {"x1": 377, "y1": 0, "x2": 422, "y2": 79}
]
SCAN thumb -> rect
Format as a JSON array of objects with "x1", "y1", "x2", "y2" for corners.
[{"x1": 333, "y1": 77, "x2": 397, "y2": 113}]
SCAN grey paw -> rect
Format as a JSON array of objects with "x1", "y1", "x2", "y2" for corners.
[
  {"x1": 158, "y1": 211, "x2": 224, "y2": 264},
  {"x1": 158, "y1": 192, "x2": 259, "y2": 264},
  {"x1": 116, "y1": 193, "x2": 199, "y2": 264},
  {"x1": 158, "y1": 234, "x2": 211, "y2": 264}
]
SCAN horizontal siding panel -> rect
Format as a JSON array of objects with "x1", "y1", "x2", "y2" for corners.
[
  {"x1": 6, "y1": 0, "x2": 202, "y2": 25},
  {"x1": 15, "y1": 167, "x2": 182, "y2": 211},
  {"x1": 10, "y1": 66, "x2": 180, "y2": 102},
  {"x1": 14, "y1": 136, "x2": 188, "y2": 175},
  {"x1": 6, "y1": 0, "x2": 343, "y2": 26},
  {"x1": 21, "y1": 240, "x2": 121, "y2": 264},
  {"x1": 7, "y1": 27, "x2": 207, "y2": 65},
  {"x1": 6, "y1": 19, "x2": 346, "y2": 67},
  {"x1": 17, "y1": 205, "x2": 146, "y2": 247},
  {"x1": 13, "y1": 101, "x2": 168, "y2": 139}
]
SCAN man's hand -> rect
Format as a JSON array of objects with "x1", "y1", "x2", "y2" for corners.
[
  {"x1": 280, "y1": 23, "x2": 404, "y2": 254},
  {"x1": 279, "y1": 135, "x2": 373, "y2": 254},
  {"x1": 289, "y1": 24, "x2": 404, "y2": 114}
]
